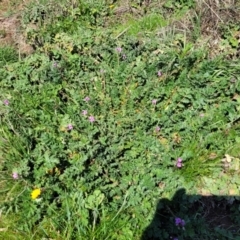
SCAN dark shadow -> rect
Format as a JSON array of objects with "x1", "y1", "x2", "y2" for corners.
[{"x1": 141, "y1": 189, "x2": 240, "y2": 240}]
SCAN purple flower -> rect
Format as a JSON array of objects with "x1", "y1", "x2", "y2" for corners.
[
  {"x1": 176, "y1": 158, "x2": 183, "y2": 168},
  {"x1": 155, "y1": 126, "x2": 160, "y2": 132},
  {"x1": 177, "y1": 158, "x2": 182, "y2": 163},
  {"x1": 67, "y1": 124, "x2": 73, "y2": 130},
  {"x1": 176, "y1": 162, "x2": 182, "y2": 168},
  {"x1": 82, "y1": 110, "x2": 88, "y2": 116},
  {"x1": 12, "y1": 172, "x2": 18, "y2": 179},
  {"x1": 175, "y1": 217, "x2": 185, "y2": 227},
  {"x1": 152, "y1": 99, "x2": 157, "y2": 105},
  {"x1": 175, "y1": 218, "x2": 182, "y2": 226},
  {"x1": 116, "y1": 47, "x2": 122, "y2": 53},
  {"x1": 3, "y1": 99, "x2": 9, "y2": 106},
  {"x1": 173, "y1": 238, "x2": 178, "y2": 240},
  {"x1": 84, "y1": 96, "x2": 90, "y2": 102},
  {"x1": 52, "y1": 61, "x2": 58, "y2": 68},
  {"x1": 89, "y1": 116, "x2": 95, "y2": 122},
  {"x1": 157, "y1": 71, "x2": 162, "y2": 77}
]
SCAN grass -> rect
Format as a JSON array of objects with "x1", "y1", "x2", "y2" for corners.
[
  {"x1": 1, "y1": 0, "x2": 240, "y2": 239},
  {"x1": 0, "y1": 46, "x2": 18, "y2": 67},
  {"x1": 113, "y1": 13, "x2": 168, "y2": 36}
]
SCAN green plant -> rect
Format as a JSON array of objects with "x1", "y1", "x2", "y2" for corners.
[
  {"x1": 0, "y1": 46, "x2": 18, "y2": 67},
  {"x1": 1, "y1": 1, "x2": 240, "y2": 239},
  {"x1": 164, "y1": 0, "x2": 196, "y2": 10}
]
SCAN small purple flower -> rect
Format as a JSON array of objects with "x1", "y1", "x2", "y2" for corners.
[
  {"x1": 175, "y1": 217, "x2": 185, "y2": 227},
  {"x1": 175, "y1": 218, "x2": 182, "y2": 226},
  {"x1": 82, "y1": 110, "x2": 88, "y2": 116},
  {"x1": 3, "y1": 99, "x2": 9, "y2": 106},
  {"x1": 152, "y1": 99, "x2": 157, "y2": 105},
  {"x1": 157, "y1": 71, "x2": 162, "y2": 77},
  {"x1": 176, "y1": 162, "x2": 182, "y2": 168},
  {"x1": 173, "y1": 238, "x2": 178, "y2": 240},
  {"x1": 155, "y1": 126, "x2": 161, "y2": 132},
  {"x1": 67, "y1": 124, "x2": 73, "y2": 130},
  {"x1": 176, "y1": 158, "x2": 183, "y2": 168},
  {"x1": 12, "y1": 172, "x2": 18, "y2": 179},
  {"x1": 116, "y1": 47, "x2": 122, "y2": 53},
  {"x1": 52, "y1": 61, "x2": 58, "y2": 68},
  {"x1": 89, "y1": 116, "x2": 95, "y2": 122},
  {"x1": 177, "y1": 158, "x2": 182, "y2": 163},
  {"x1": 84, "y1": 96, "x2": 90, "y2": 102}
]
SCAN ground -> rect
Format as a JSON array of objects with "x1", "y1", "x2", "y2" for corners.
[{"x1": 0, "y1": 0, "x2": 33, "y2": 54}]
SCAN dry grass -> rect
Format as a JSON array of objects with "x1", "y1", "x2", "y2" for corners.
[
  {"x1": 156, "y1": 0, "x2": 240, "y2": 57},
  {"x1": 0, "y1": 0, "x2": 33, "y2": 55}
]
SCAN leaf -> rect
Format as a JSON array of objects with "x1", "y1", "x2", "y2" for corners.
[
  {"x1": 201, "y1": 189, "x2": 211, "y2": 196},
  {"x1": 85, "y1": 190, "x2": 105, "y2": 210},
  {"x1": 181, "y1": 98, "x2": 190, "y2": 104},
  {"x1": 209, "y1": 153, "x2": 217, "y2": 159},
  {"x1": 229, "y1": 186, "x2": 238, "y2": 195},
  {"x1": 230, "y1": 158, "x2": 240, "y2": 171}
]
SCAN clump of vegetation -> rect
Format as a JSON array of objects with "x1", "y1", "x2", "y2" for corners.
[
  {"x1": 0, "y1": 45, "x2": 18, "y2": 67},
  {"x1": 1, "y1": 0, "x2": 240, "y2": 239}
]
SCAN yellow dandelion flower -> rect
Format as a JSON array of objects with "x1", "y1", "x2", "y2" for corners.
[
  {"x1": 109, "y1": 4, "x2": 114, "y2": 8},
  {"x1": 31, "y1": 188, "x2": 41, "y2": 200}
]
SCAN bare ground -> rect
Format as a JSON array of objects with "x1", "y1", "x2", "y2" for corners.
[{"x1": 0, "y1": 0, "x2": 33, "y2": 55}]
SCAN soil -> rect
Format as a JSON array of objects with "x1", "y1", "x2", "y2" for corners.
[{"x1": 0, "y1": 0, "x2": 33, "y2": 55}]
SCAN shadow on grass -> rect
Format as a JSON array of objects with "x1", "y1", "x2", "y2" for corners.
[{"x1": 141, "y1": 188, "x2": 240, "y2": 240}]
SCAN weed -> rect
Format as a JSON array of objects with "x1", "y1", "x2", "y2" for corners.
[{"x1": 0, "y1": 46, "x2": 18, "y2": 67}]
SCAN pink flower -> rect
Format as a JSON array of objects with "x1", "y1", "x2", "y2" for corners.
[
  {"x1": 176, "y1": 158, "x2": 183, "y2": 168},
  {"x1": 157, "y1": 71, "x2": 162, "y2": 77},
  {"x1": 52, "y1": 61, "x2": 58, "y2": 68},
  {"x1": 152, "y1": 99, "x2": 157, "y2": 105},
  {"x1": 3, "y1": 99, "x2": 9, "y2": 106},
  {"x1": 82, "y1": 110, "x2": 88, "y2": 116},
  {"x1": 84, "y1": 96, "x2": 90, "y2": 102},
  {"x1": 12, "y1": 172, "x2": 18, "y2": 179},
  {"x1": 177, "y1": 158, "x2": 182, "y2": 163},
  {"x1": 176, "y1": 162, "x2": 182, "y2": 168},
  {"x1": 116, "y1": 47, "x2": 122, "y2": 53},
  {"x1": 155, "y1": 126, "x2": 160, "y2": 132},
  {"x1": 67, "y1": 124, "x2": 73, "y2": 130},
  {"x1": 89, "y1": 116, "x2": 95, "y2": 122}
]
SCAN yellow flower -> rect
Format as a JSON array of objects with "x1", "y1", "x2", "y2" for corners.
[
  {"x1": 31, "y1": 188, "x2": 41, "y2": 200},
  {"x1": 109, "y1": 4, "x2": 114, "y2": 8}
]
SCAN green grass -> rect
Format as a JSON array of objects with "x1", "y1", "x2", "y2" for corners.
[
  {"x1": 0, "y1": 46, "x2": 18, "y2": 68},
  {"x1": 113, "y1": 13, "x2": 168, "y2": 36}
]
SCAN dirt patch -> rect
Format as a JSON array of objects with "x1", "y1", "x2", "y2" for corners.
[{"x1": 0, "y1": 0, "x2": 33, "y2": 55}]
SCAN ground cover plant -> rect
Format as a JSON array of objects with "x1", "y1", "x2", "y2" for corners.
[{"x1": 1, "y1": 0, "x2": 240, "y2": 239}]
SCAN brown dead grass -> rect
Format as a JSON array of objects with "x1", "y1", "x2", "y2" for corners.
[
  {"x1": 111, "y1": 0, "x2": 240, "y2": 58},
  {"x1": 0, "y1": 0, "x2": 33, "y2": 55},
  {"x1": 170, "y1": 0, "x2": 240, "y2": 57}
]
